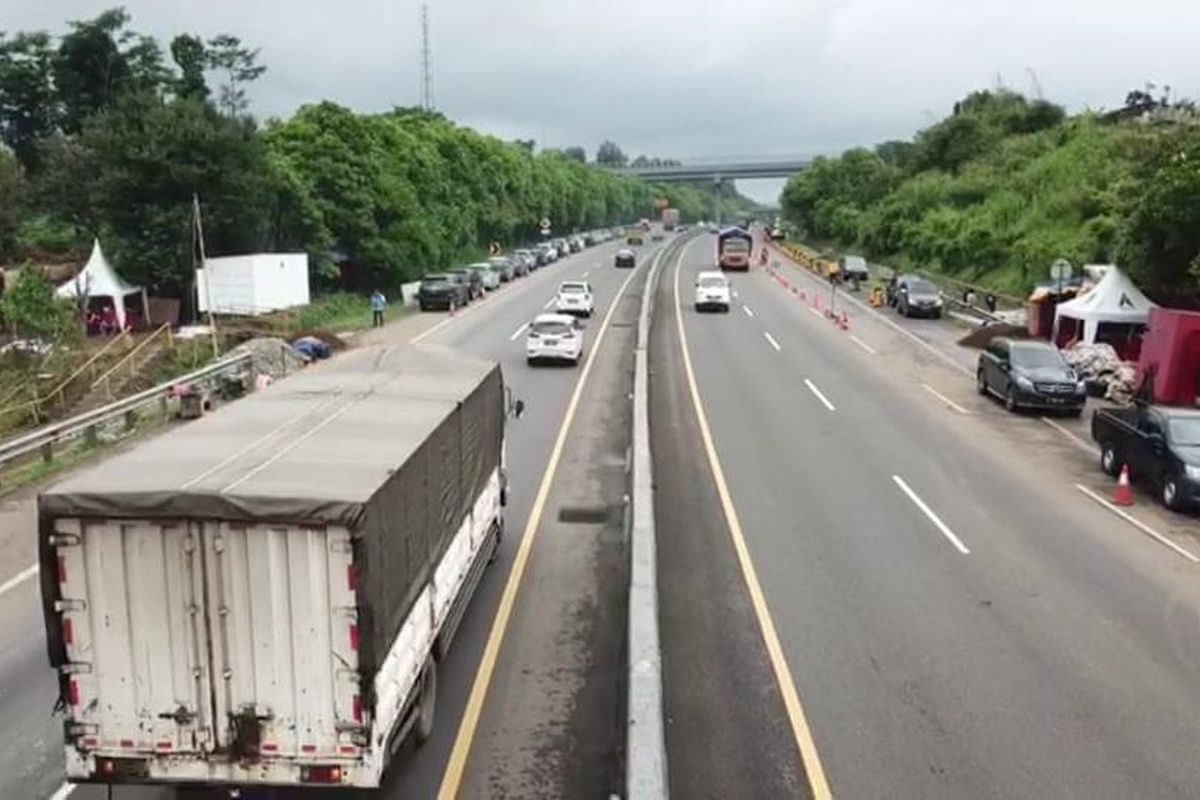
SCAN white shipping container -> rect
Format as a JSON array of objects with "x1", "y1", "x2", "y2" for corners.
[{"x1": 197, "y1": 253, "x2": 310, "y2": 316}]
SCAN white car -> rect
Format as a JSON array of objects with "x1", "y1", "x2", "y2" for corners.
[
  {"x1": 555, "y1": 281, "x2": 594, "y2": 317},
  {"x1": 694, "y1": 270, "x2": 732, "y2": 312},
  {"x1": 527, "y1": 313, "x2": 584, "y2": 365}
]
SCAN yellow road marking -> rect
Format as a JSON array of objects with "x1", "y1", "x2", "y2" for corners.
[
  {"x1": 672, "y1": 245, "x2": 834, "y2": 799},
  {"x1": 436, "y1": 261, "x2": 645, "y2": 799}
]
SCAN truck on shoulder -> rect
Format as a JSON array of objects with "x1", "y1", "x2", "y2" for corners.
[
  {"x1": 39, "y1": 343, "x2": 522, "y2": 791},
  {"x1": 1091, "y1": 403, "x2": 1200, "y2": 510}
]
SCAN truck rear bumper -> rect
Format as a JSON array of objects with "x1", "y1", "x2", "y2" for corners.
[{"x1": 66, "y1": 748, "x2": 382, "y2": 788}]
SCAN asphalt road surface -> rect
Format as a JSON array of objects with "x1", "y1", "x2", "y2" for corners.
[
  {"x1": 652, "y1": 234, "x2": 1200, "y2": 798},
  {"x1": 0, "y1": 235, "x2": 660, "y2": 800}
]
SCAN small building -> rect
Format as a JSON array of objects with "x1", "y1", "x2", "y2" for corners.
[
  {"x1": 197, "y1": 253, "x2": 310, "y2": 316},
  {"x1": 56, "y1": 239, "x2": 149, "y2": 332}
]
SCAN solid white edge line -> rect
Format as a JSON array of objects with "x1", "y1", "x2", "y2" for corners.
[
  {"x1": 803, "y1": 379, "x2": 836, "y2": 412},
  {"x1": 921, "y1": 383, "x2": 971, "y2": 415},
  {"x1": 1074, "y1": 484, "x2": 1200, "y2": 563},
  {"x1": 1041, "y1": 417, "x2": 1097, "y2": 455},
  {"x1": 0, "y1": 563, "x2": 38, "y2": 599},
  {"x1": 743, "y1": 305, "x2": 754, "y2": 318},
  {"x1": 892, "y1": 475, "x2": 971, "y2": 554},
  {"x1": 49, "y1": 782, "x2": 76, "y2": 800},
  {"x1": 509, "y1": 322, "x2": 529, "y2": 341},
  {"x1": 764, "y1": 332, "x2": 782, "y2": 351},
  {"x1": 849, "y1": 334, "x2": 878, "y2": 355}
]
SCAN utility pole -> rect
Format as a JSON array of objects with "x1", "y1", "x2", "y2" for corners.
[
  {"x1": 420, "y1": 3, "x2": 434, "y2": 111},
  {"x1": 192, "y1": 194, "x2": 220, "y2": 359}
]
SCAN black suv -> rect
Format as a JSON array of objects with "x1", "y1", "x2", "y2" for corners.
[
  {"x1": 977, "y1": 338, "x2": 1086, "y2": 414},
  {"x1": 446, "y1": 268, "x2": 483, "y2": 301},
  {"x1": 890, "y1": 275, "x2": 943, "y2": 318},
  {"x1": 417, "y1": 273, "x2": 470, "y2": 311}
]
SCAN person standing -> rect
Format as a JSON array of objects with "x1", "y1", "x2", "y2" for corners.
[{"x1": 370, "y1": 289, "x2": 386, "y2": 328}]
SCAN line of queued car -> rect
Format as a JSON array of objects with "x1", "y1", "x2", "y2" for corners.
[{"x1": 416, "y1": 230, "x2": 616, "y2": 312}]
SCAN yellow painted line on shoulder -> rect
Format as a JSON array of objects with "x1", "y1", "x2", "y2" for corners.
[
  {"x1": 436, "y1": 259, "x2": 645, "y2": 799},
  {"x1": 672, "y1": 244, "x2": 834, "y2": 799}
]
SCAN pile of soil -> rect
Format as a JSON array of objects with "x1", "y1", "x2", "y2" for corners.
[{"x1": 957, "y1": 323, "x2": 1029, "y2": 350}]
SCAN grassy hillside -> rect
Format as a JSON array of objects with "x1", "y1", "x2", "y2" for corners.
[{"x1": 781, "y1": 90, "x2": 1200, "y2": 302}]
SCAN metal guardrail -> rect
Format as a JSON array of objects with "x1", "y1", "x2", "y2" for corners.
[{"x1": 0, "y1": 352, "x2": 252, "y2": 478}]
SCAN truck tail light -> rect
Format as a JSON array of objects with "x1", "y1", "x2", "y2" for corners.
[
  {"x1": 301, "y1": 765, "x2": 343, "y2": 784},
  {"x1": 352, "y1": 694, "x2": 363, "y2": 723}
]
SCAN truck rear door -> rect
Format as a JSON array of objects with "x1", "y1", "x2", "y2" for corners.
[
  {"x1": 54, "y1": 519, "x2": 214, "y2": 756},
  {"x1": 204, "y1": 521, "x2": 360, "y2": 760}
]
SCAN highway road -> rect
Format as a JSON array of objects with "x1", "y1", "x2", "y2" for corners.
[
  {"x1": 652, "y1": 234, "x2": 1200, "y2": 798},
  {"x1": 0, "y1": 234, "x2": 663, "y2": 799},
  {"x1": 7, "y1": 227, "x2": 1200, "y2": 800}
]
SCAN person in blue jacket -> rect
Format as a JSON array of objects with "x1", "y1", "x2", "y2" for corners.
[{"x1": 370, "y1": 289, "x2": 387, "y2": 328}]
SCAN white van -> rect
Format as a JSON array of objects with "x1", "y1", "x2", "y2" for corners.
[{"x1": 694, "y1": 271, "x2": 732, "y2": 312}]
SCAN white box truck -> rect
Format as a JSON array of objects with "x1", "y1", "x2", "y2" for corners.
[{"x1": 38, "y1": 344, "x2": 521, "y2": 790}]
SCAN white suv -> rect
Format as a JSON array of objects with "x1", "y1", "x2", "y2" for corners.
[
  {"x1": 694, "y1": 271, "x2": 731, "y2": 312},
  {"x1": 527, "y1": 313, "x2": 584, "y2": 365},
  {"x1": 555, "y1": 281, "x2": 594, "y2": 317}
]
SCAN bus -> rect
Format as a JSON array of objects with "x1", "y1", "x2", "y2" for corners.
[{"x1": 717, "y1": 227, "x2": 753, "y2": 271}]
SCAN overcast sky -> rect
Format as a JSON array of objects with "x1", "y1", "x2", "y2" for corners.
[{"x1": 7, "y1": 1, "x2": 1199, "y2": 203}]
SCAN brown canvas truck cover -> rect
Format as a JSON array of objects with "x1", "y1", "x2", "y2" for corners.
[{"x1": 39, "y1": 343, "x2": 504, "y2": 684}]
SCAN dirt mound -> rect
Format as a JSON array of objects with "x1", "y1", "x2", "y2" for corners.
[{"x1": 957, "y1": 323, "x2": 1028, "y2": 349}]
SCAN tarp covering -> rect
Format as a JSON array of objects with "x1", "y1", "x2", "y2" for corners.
[
  {"x1": 39, "y1": 343, "x2": 504, "y2": 675},
  {"x1": 56, "y1": 239, "x2": 145, "y2": 329},
  {"x1": 1052, "y1": 264, "x2": 1158, "y2": 344}
]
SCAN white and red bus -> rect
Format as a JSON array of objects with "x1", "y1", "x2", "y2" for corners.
[{"x1": 717, "y1": 227, "x2": 753, "y2": 271}]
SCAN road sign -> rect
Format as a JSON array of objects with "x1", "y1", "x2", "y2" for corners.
[
  {"x1": 540, "y1": 217, "x2": 551, "y2": 229},
  {"x1": 1050, "y1": 259, "x2": 1073, "y2": 281}
]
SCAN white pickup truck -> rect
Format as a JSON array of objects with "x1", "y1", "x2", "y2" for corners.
[{"x1": 38, "y1": 344, "x2": 521, "y2": 791}]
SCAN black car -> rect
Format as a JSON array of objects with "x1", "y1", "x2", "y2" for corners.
[
  {"x1": 892, "y1": 275, "x2": 943, "y2": 318},
  {"x1": 1092, "y1": 405, "x2": 1200, "y2": 510},
  {"x1": 446, "y1": 268, "x2": 483, "y2": 300},
  {"x1": 977, "y1": 338, "x2": 1086, "y2": 414},
  {"x1": 839, "y1": 255, "x2": 870, "y2": 283},
  {"x1": 417, "y1": 273, "x2": 470, "y2": 311},
  {"x1": 614, "y1": 248, "x2": 635, "y2": 268}
]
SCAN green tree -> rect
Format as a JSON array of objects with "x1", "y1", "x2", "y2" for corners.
[
  {"x1": 0, "y1": 148, "x2": 22, "y2": 259},
  {"x1": 0, "y1": 264, "x2": 77, "y2": 345},
  {"x1": 169, "y1": 34, "x2": 207, "y2": 100},
  {"x1": 53, "y1": 8, "x2": 134, "y2": 133},
  {"x1": 562, "y1": 146, "x2": 586, "y2": 163},
  {"x1": 0, "y1": 31, "x2": 60, "y2": 172},
  {"x1": 82, "y1": 92, "x2": 274, "y2": 293},
  {"x1": 206, "y1": 34, "x2": 266, "y2": 116},
  {"x1": 596, "y1": 140, "x2": 627, "y2": 167}
]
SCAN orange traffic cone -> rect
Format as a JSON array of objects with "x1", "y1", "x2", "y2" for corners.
[{"x1": 1113, "y1": 464, "x2": 1134, "y2": 506}]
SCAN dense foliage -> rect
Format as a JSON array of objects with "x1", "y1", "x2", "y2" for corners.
[
  {"x1": 782, "y1": 89, "x2": 1200, "y2": 298},
  {"x1": 0, "y1": 8, "x2": 754, "y2": 304}
]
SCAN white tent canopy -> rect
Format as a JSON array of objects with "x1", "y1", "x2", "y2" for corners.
[
  {"x1": 56, "y1": 239, "x2": 147, "y2": 330},
  {"x1": 1052, "y1": 264, "x2": 1157, "y2": 344}
]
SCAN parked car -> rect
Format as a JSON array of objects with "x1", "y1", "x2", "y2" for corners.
[
  {"x1": 417, "y1": 272, "x2": 470, "y2": 310},
  {"x1": 568, "y1": 236, "x2": 583, "y2": 253},
  {"x1": 614, "y1": 248, "x2": 636, "y2": 269},
  {"x1": 555, "y1": 281, "x2": 594, "y2": 317},
  {"x1": 447, "y1": 267, "x2": 483, "y2": 300},
  {"x1": 526, "y1": 313, "x2": 584, "y2": 366},
  {"x1": 489, "y1": 255, "x2": 523, "y2": 279},
  {"x1": 513, "y1": 249, "x2": 538, "y2": 271},
  {"x1": 554, "y1": 238, "x2": 571, "y2": 257},
  {"x1": 626, "y1": 230, "x2": 645, "y2": 246},
  {"x1": 839, "y1": 255, "x2": 870, "y2": 284},
  {"x1": 694, "y1": 270, "x2": 732, "y2": 312},
  {"x1": 892, "y1": 275, "x2": 943, "y2": 318},
  {"x1": 1092, "y1": 404, "x2": 1200, "y2": 510},
  {"x1": 583, "y1": 232, "x2": 596, "y2": 247},
  {"x1": 536, "y1": 242, "x2": 557, "y2": 264},
  {"x1": 469, "y1": 262, "x2": 500, "y2": 291},
  {"x1": 977, "y1": 338, "x2": 1086, "y2": 414}
]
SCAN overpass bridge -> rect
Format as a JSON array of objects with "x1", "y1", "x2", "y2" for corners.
[{"x1": 607, "y1": 158, "x2": 813, "y2": 182}]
